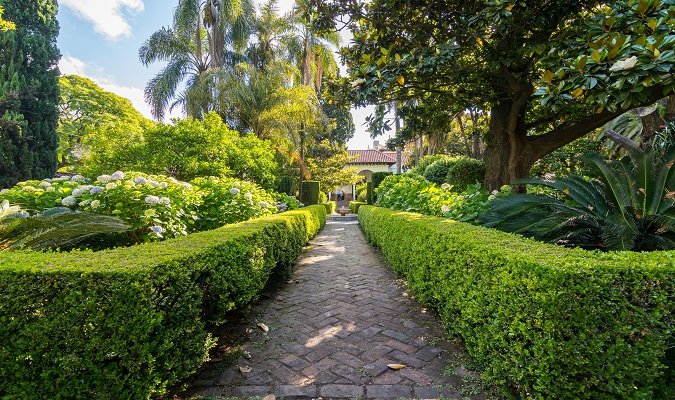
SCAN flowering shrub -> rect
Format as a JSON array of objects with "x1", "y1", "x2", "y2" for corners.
[
  {"x1": 375, "y1": 174, "x2": 510, "y2": 223},
  {"x1": 190, "y1": 176, "x2": 277, "y2": 231},
  {"x1": 0, "y1": 172, "x2": 293, "y2": 244},
  {"x1": 272, "y1": 192, "x2": 302, "y2": 212}
]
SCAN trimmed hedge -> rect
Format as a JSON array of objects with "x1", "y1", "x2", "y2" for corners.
[
  {"x1": 301, "y1": 180, "x2": 320, "y2": 205},
  {"x1": 358, "y1": 206, "x2": 674, "y2": 399},
  {"x1": 0, "y1": 205, "x2": 326, "y2": 399},
  {"x1": 322, "y1": 201, "x2": 337, "y2": 214},
  {"x1": 349, "y1": 201, "x2": 366, "y2": 214},
  {"x1": 371, "y1": 172, "x2": 391, "y2": 203},
  {"x1": 445, "y1": 157, "x2": 485, "y2": 191},
  {"x1": 277, "y1": 175, "x2": 296, "y2": 195},
  {"x1": 366, "y1": 181, "x2": 373, "y2": 204}
]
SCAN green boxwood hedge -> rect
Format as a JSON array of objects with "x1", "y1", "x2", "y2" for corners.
[
  {"x1": 0, "y1": 205, "x2": 326, "y2": 399},
  {"x1": 322, "y1": 201, "x2": 337, "y2": 214},
  {"x1": 349, "y1": 201, "x2": 366, "y2": 214},
  {"x1": 358, "y1": 206, "x2": 674, "y2": 399}
]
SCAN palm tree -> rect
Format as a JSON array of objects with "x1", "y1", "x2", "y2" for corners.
[{"x1": 139, "y1": 0, "x2": 210, "y2": 120}]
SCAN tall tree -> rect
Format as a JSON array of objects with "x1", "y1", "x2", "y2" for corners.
[
  {"x1": 0, "y1": 0, "x2": 60, "y2": 188},
  {"x1": 139, "y1": 0, "x2": 211, "y2": 120},
  {"x1": 313, "y1": 0, "x2": 675, "y2": 189},
  {"x1": 57, "y1": 75, "x2": 154, "y2": 169},
  {"x1": 0, "y1": 5, "x2": 15, "y2": 31}
]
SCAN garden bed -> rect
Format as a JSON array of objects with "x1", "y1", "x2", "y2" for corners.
[
  {"x1": 0, "y1": 205, "x2": 326, "y2": 399},
  {"x1": 358, "y1": 205, "x2": 674, "y2": 399}
]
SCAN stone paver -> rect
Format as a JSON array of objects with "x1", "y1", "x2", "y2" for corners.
[{"x1": 187, "y1": 221, "x2": 493, "y2": 399}]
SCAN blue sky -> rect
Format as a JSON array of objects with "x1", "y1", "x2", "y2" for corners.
[{"x1": 56, "y1": 0, "x2": 386, "y2": 150}]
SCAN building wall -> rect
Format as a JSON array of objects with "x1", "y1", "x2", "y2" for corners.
[{"x1": 336, "y1": 163, "x2": 393, "y2": 200}]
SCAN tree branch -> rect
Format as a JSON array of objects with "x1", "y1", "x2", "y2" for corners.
[
  {"x1": 603, "y1": 129, "x2": 641, "y2": 154},
  {"x1": 528, "y1": 85, "x2": 669, "y2": 158}
]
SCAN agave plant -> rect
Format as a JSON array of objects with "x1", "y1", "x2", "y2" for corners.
[
  {"x1": 0, "y1": 201, "x2": 129, "y2": 251},
  {"x1": 479, "y1": 148, "x2": 675, "y2": 251}
]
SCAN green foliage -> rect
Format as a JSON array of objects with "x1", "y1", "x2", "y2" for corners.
[
  {"x1": 0, "y1": 0, "x2": 60, "y2": 187},
  {"x1": 306, "y1": 139, "x2": 362, "y2": 192},
  {"x1": 371, "y1": 171, "x2": 391, "y2": 203},
  {"x1": 278, "y1": 175, "x2": 296, "y2": 195},
  {"x1": 355, "y1": 182, "x2": 367, "y2": 201},
  {"x1": 271, "y1": 192, "x2": 301, "y2": 212},
  {"x1": 0, "y1": 6, "x2": 15, "y2": 31},
  {"x1": 358, "y1": 206, "x2": 674, "y2": 399},
  {"x1": 530, "y1": 137, "x2": 603, "y2": 178},
  {"x1": 190, "y1": 176, "x2": 277, "y2": 231},
  {"x1": 0, "y1": 205, "x2": 326, "y2": 399},
  {"x1": 376, "y1": 174, "x2": 510, "y2": 223},
  {"x1": 366, "y1": 181, "x2": 373, "y2": 204},
  {"x1": 349, "y1": 201, "x2": 366, "y2": 214},
  {"x1": 57, "y1": 75, "x2": 155, "y2": 169},
  {"x1": 410, "y1": 154, "x2": 449, "y2": 176},
  {"x1": 301, "y1": 180, "x2": 320, "y2": 205},
  {"x1": 319, "y1": 97, "x2": 355, "y2": 144},
  {"x1": 0, "y1": 202, "x2": 129, "y2": 250},
  {"x1": 445, "y1": 157, "x2": 485, "y2": 190},
  {"x1": 482, "y1": 149, "x2": 675, "y2": 251},
  {"x1": 423, "y1": 158, "x2": 456, "y2": 185},
  {"x1": 322, "y1": 201, "x2": 336, "y2": 214},
  {"x1": 0, "y1": 172, "x2": 282, "y2": 245}
]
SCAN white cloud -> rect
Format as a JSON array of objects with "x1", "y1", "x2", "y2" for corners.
[
  {"x1": 61, "y1": 0, "x2": 144, "y2": 40},
  {"x1": 59, "y1": 55, "x2": 182, "y2": 121}
]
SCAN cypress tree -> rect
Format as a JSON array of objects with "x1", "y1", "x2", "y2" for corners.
[{"x1": 0, "y1": 0, "x2": 60, "y2": 187}]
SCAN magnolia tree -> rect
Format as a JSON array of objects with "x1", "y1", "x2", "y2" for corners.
[{"x1": 311, "y1": 0, "x2": 675, "y2": 189}]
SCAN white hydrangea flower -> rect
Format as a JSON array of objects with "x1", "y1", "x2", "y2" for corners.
[
  {"x1": 229, "y1": 187, "x2": 241, "y2": 195},
  {"x1": 105, "y1": 182, "x2": 117, "y2": 190},
  {"x1": 55, "y1": 176, "x2": 70, "y2": 182},
  {"x1": 145, "y1": 195, "x2": 160, "y2": 205},
  {"x1": 79, "y1": 199, "x2": 91, "y2": 207},
  {"x1": 149, "y1": 180, "x2": 161, "y2": 188},
  {"x1": 491, "y1": 190, "x2": 499, "y2": 195},
  {"x1": 160, "y1": 197, "x2": 171, "y2": 205},
  {"x1": 71, "y1": 188, "x2": 83, "y2": 197},
  {"x1": 111, "y1": 171, "x2": 125, "y2": 180},
  {"x1": 90, "y1": 200, "x2": 101, "y2": 209},
  {"x1": 46, "y1": 187, "x2": 55, "y2": 193},
  {"x1": 97, "y1": 174, "x2": 112, "y2": 183},
  {"x1": 71, "y1": 175, "x2": 86, "y2": 182},
  {"x1": 151, "y1": 225, "x2": 164, "y2": 238},
  {"x1": 441, "y1": 205, "x2": 450, "y2": 213},
  {"x1": 90, "y1": 186, "x2": 103, "y2": 194},
  {"x1": 234, "y1": 182, "x2": 240, "y2": 187},
  {"x1": 159, "y1": 182, "x2": 168, "y2": 189},
  {"x1": 0, "y1": 189, "x2": 9, "y2": 194},
  {"x1": 441, "y1": 183, "x2": 451, "y2": 190},
  {"x1": 167, "y1": 177, "x2": 178, "y2": 184},
  {"x1": 22, "y1": 186, "x2": 35, "y2": 192},
  {"x1": 181, "y1": 182, "x2": 192, "y2": 189},
  {"x1": 134, "y1": 176, "x2": 147, "y2": 185},
  {"x1": 257, "y1": 201, "x2": 269, "y2": 208},
  {"x1": 61, "y1": 196, "x2": 77, "y2": 206},
  {"x1": 244, "y1": 192, "x2": 253, "y2": 202},
  {"x1": 38, "y1": 181, "x2": 52, "y2": 188}
]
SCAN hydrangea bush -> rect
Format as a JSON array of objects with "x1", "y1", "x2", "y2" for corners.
[
  {"x1": 0, "y1": 172, "x2": 297, "y2": 244},
  {"x1": 375, "y1": 174, "x2": 510, "y2": 223}
]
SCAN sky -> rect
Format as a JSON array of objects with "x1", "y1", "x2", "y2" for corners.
[{"x1": 56, "y1": 0, "x2": 388, "y2": 150}]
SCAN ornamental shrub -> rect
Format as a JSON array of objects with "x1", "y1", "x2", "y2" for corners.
[
  {"x1": 190, "y1": 176, "x2": 276, "y2": 231},
  {"x1": 358, "y1": 206, "x2": 674, "y2": 399},
  {"x1": 423, "y1": 158, "x2": 457, "y2": 185},
  {"x1": 371, "y1": 172, "x2": 391, "y2": 203},
  {"x1": 375, "y1": 174, "x2": 509, "y2": 223},
  {"x1": 445, "y1": 157, "x2": 485, "y2": 190},
  {"x1": 0, "y1": 205, "x2": 326, "y2": 399},
  {"x1": 322, "y1": 201, "x2": 337, "y2": 214},
  {"x1": 301, "y1": 180, "x2": 320, "y2": 205},
  {"x1": 366, "y1": 181, "x2": 373, "y2": 204},
  {"x1": 277, "y1": 175, "x2": 296, "y2": 195},
  {"x1": 410, "y1": 154, "x2": 449, "y2": 176},
  {"x1": 349, "y1": 201, "x2": 366, "y2": 214}
]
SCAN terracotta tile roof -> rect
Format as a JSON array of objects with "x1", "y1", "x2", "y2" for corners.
[
  {"x1": 380, "y1": 151, "x2": 409, "y2": 166},
  {"x1": 348, "y1": 149, "x2": 397, "y2": 164}
]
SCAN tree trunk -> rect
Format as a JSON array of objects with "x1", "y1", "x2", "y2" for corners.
[
  {"x1": 483, "y1": 101, "x2": 537, "y2": 190},
  {"x1": 299, "y1": 125, "x2": 305, "y2": 200}
]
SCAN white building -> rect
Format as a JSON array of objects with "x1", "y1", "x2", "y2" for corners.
[{"x1": 337, "y1": 141, "x2": 408, "y2": 201}]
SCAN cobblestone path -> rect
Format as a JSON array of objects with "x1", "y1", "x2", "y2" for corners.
[{"x1": 188, "y1": 221, "x2": 492, "y2": 399}]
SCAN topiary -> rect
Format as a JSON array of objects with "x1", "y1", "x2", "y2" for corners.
[
  {"x1": 366, "y1": 181, "x2": 374, "y2": 204},
  {"x1": 371, "y1": 172, "x2": 392, "y2": 203},
  {"x1": 423, "y1": 158, "x2": 457, "y2": 185},
  {"x1": 445, "y1": 157, "x2": 485, "y2": 190},
  {"x1": 301, "y1": 181, "x2": 320, "y2": 205},
  {"x1": 277, "y1": 176, "x2": 296, "y2": 195},
  {"x1": 410, "y1": 154, "x2": 449, "y2": 176}
]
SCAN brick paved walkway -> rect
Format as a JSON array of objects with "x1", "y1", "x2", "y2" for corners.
[{"x1": 187, "y1": 221, "x2": 494, "y2": 399}]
